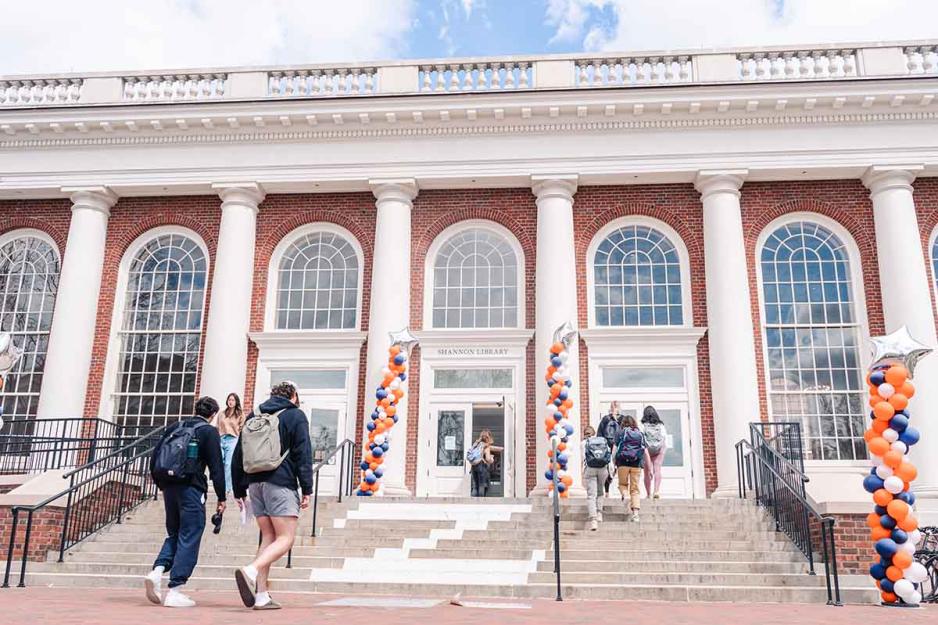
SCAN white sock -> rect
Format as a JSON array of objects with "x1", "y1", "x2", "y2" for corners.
[
  {"x1": 243, "y1": 565, "x2": 258, "y2": 582},
  {"x1": 255, "y1": 591, "x2": 271, "y2": 606},
  {"x1": 153, "y1": 566, "x2": 165, "y2": 576}
]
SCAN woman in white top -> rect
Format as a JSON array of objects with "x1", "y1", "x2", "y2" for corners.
[{"x1": 641, "y1": 405, "x2": 669, "y2": 499}]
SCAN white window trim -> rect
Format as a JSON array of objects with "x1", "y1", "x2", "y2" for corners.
[
  {"x1": 928, "y1": 225, "x2": 938, "y2": 319},
  {"x1": 264, "y1": 222, "x2": 365, "y2": 332},
  {"x1": 98, "y1": 225, "x2": 210, "y2": 423},
  {"x1": 754, "y1": 212, "x2": 870, "y2": 466},
  {"x1": 585, "y1": 216, "x2": 693, "y2": 329},
  {"x1": 422, "y1": 219, "x2": 526, "y2": 330}
]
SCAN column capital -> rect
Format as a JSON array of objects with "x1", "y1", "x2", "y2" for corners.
[
  {"x1": 862, "y1": 165, "x2": 924, "y2": 198},
  {"x1": 61, "y1": 186, "x2": 118, "y2": 215},
  {"x1": 531, "y1": 174, "x2": 578, "y2": 203},
  {"x1": 369, "y1": 178, "x2": 418, "y2": 206},
  {"x1": 212, "y1": 182, "x2": 266, "y2": 209},
  {"x1": 694, "y1": 170, "x2": 748, "y2": 200}
]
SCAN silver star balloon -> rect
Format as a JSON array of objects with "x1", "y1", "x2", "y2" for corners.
[
  {"x1": 0, "y1": 332, "x2": 23, "y2": 375},
  {"x1": 552, "y1": 321, "x2": 577, "y2": 349},
  {"x1": 869, "y1": 326, "x2": 933, "y2": 378},
  {"x1": 388, "y1": 327, "x2": 419, "y2": 354}
]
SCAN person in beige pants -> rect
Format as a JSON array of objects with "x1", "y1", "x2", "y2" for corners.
[{"x1": 613, "y1": 414, "x2": 649, "y2": 522}]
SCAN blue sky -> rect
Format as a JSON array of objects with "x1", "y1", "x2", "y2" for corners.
[{"x1": 0, "y1": 0, "x2": 936, "y2": 74}]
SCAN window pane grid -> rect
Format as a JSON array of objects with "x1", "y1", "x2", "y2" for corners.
[
  {"x1": 431, "y1": 228, "x2": 519, "y2": 329},
  {"x1": 593, "y1": 225, "x2": 683, "y2": 327},
  {"x1": 276, "y1": 231, "x2": 359, "y2": 330},
  {"x1": 761, "y1": 221, "x2": 865, "y2": 461},
  {"x1": 113, "y1": 234, "x2": 206, "y2": 431},
  {"x1": 0, "y1": 236, "x2": 59, "y2": 428}
]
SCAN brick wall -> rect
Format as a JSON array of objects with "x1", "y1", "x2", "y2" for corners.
[
  {"x1": 914, "y1": 178, "x2": 938, "y2": 326},
  {"x1": 0, "y1": 199, "x2": 71, "y2": 254},
  {"x1": 0, "y1": 505, "x2": 65, "y2": 563},
  {"x1": 827, "y1": 512, "x2": 870, "y2": 575}
]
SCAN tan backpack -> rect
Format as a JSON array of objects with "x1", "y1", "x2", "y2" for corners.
[{"x1": 241, "y1": 408, "x2": 289, "y2": 474}]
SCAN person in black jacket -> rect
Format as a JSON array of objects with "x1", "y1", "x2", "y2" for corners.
[
  {"x1": 231, "y1": 381, "x2": 312, "y2": 610},
  {"x1": 144, "y1": 396, "x2": 226, "y2": 608}
]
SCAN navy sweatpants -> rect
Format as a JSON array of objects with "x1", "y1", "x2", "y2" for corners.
[{"x1": 152, "y1": 484, "x2": 206, "y2": 588}]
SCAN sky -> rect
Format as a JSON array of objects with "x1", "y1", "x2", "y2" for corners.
[{"x1": 0, "y1": 0, "x2": 936, "y2": 75}]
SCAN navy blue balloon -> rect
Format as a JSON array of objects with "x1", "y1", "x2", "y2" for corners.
[
  {"x1": 360, "y1": 461, "x2": 369, "y2": 471},
  {"x1": 558, "y1": 391, "x2": 568, "y2": 401},
  {"x1": 363, "y1": 490, "x2": 373, "y2": 497},
  {"x1": 564, "y1": 423, "x2": 575, "y2": 436},
  {"x1": 565, "y1": 379, "x2": 572, "y2": 387},
  {"x1": 551, "y1": 356, "x2": 562, "y2": 367},
  {"x1": 863, "y1": 474, "x2": 885, "y2": 493},
  {"x1": 545, "y1": 470, "x2": 554, "y2": 481},
  {"x1": 889, "y1": 414, "x2": 909, "y2": 433},
  {"x1": 897, "y1": 409, "x2": 910, "y2": 418},
  {"x1": 367, "y1": 421, "x2": 376, "y2": 431},
  {"x1": 556, "y1": 453, "x2": 568, "y2": 465},
  {"x1": 381, "y1": 443, "x2": 389, "y2": 451},
  {"x1": 374, "y1": 468, "x2": 384, "y2": 478},
  {"x1": 392, "y1": 414, "x2": 399, "y2": 423},
  {"x1": 897, "y1": 491, "x2": 916, "y2": 506},
  {"x1": 880, "y1": 514, "x2": 897, "y2": 530},
  {"x1": 875, "y1": 505, "x2": 888, "y2": 516},
  {"x1": 368, "y1": 442, "x2": 376, "y2": 450},
  {"x1": 372, "y1": 447, "x2": 384, "y2": 458},
  {"x1": 365, "y1": 474, "x2": 377, "y2": 485},
  {"x1": 870, "y1": 371, "x2": 886, "y2": 386},
  {"x1": 870, "y1": 562, "x2": 887, "y2": 580},
  {"x1": 553, "y1": 411, "x2": 564, "y2": 421},
  {"x1": 875, "y1": 538, "x2": 898, "y2": 559},
  {"x1": 398, "y1": 372, "x2": 407, "y2": 381},
  {"x1": 557, "y1": 482, "x2": 566, "y2": 493},
  {"x1": 393, "y1": 354, "x2": 406, "y2": 365},
  {"x1": 899, "y1": 426, "x2": 920, "y2": 447},
  {"x1": 553, "y1": 398, "x2": 563, "y2": 406},
  {"x1": 371, "y1": 410, "x2": 381, "y2": 420},
  {"x1": 376, "y1": 388, "x2": 388, "y2": 399},
  {"x1": 880, "y1": 579, "x2": 895, "y2": 593},
  {"x1": 891, "y1": 528, "x2": 908, "y2": 544}
]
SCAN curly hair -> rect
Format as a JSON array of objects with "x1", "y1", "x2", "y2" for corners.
[{"x1": 270, "y1": 381, "x2": 297, "y2": 400}]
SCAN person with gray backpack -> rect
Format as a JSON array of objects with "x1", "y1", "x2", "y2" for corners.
[
  {"x1": 582, "y1": 425, "x2": 611, "y2": 531},
  {"x1": 230, "y1": 381, "x2": 313, "y2": 610},
  {"x1": 614, "y1": 414, "x2": 649, "y2": 522},
  {"x1": 641, "y1": 405, "x2": 669, "y2": 500}
]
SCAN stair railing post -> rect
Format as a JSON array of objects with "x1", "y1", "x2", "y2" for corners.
[
  {"x1": 550, "y1": 437, "x2": 562, "y2": 602},
  {"x1": 17, "y1": 509, "x2": 34, "y2": 587},
  {"x1": 57, "y1": 474, "x2": 77, "y2": 563},
  {"x1": 2, "y1": 508, "x2": 18, "y2": 588}
]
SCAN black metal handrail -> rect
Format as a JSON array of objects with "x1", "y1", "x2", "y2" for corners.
[
  {"x1": 309, "y1": 439, "x2": 357, "y2": 538},
  {"x1": 736, "y1": 433, "x2": 842, "y2": 606},
  {"x1": 549, "y1": 437, "x2": 562, "y2": 601},
  {"x1": 2, "y1": 426, "x2": 165, "y2": 588},
  {"x1": 915, "y1": 526, "x2": 938, "y2": 603},
  {"x1": 749, "y1": 421, "x2": 805, "y2": 473}
]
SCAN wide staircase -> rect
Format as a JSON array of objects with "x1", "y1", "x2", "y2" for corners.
[{"x1": 16, "y1": 495, "x2": 877, "y2": 603}]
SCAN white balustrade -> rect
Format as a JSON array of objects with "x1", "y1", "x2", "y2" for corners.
[
  {"x1": 737, "y1": 49, "x2": 858, "y2": 80},
  {"x1": 122, "y1": 74, "x2": 227, "y2": 101},
  {"x1": 575, "y1": 56, "x2": 693, "y2": 87},
  {"x1": 904, "y1": 45, "x2": 938, "y2": 75},
  {"x1": 268, "y1": 68, "x2": 378, "y2": 97},
  {"x1": 418, "y1": 61, "x2": 532, "y2": 93},
  {"x1": 0, "y1": 79, "x2": 82, "y2": 106}
]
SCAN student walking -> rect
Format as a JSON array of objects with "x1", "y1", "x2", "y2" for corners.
[
  {"x1": 641, "y1": 406, "x2": 669, "y2": 499},
  {"x1": 596, "y1": 402, "x2": 621, "y2": 495},
  {"x1": 231, "y1": 381, "x2": 313, "y2": 610},
  {"x1": 144, "y1": 396, "x2": 226, "y2": 608},
  {"x1": 467, "y1": 429, "x2": 503, "y2": 497},
  {"x1": 213, "y1": 392, "x2": 245, "y2": 496},
  {"x1": 614, "y1": 414, "x2": 648, "y2": 522},
  {"x1": 582, "y1": 425, "x2": 612, "y2": 531}
]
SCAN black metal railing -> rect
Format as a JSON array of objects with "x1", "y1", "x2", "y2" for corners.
[
  {"x1": 749, "y1": 420, "x2": 805, "y2": 473},
  {"x1": 916, "y1": 526, "x2": 938, "y2": 603},
  {"x1": 736, "y1": 423, "x2": 842, "y2": 606},
  {"x1": 2, "y1": 426, "x2": 165, "y2": 588},
  {"x1": 0, "y1": 417, "x2": 154, "y2": 475},
  {"x1": 550, "y1": 437, "x2": 562, "y2": 601},
  {"x1": 309, "y1": 439, "x2": 357, "y2": 538}
]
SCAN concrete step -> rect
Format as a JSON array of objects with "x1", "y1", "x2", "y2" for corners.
[
  {"x1": 62, "y1": 551, "x2": 344, "y2": 568},
  {"x1": 28, "y1": 561, "x2": 313, "y2": 579},
  {"x1": 408, "y1": 547, "x2": 803, "y2": 562},
  {"x1": 527, "y1": 571, "x2": 826, "y2": 587},
  {"x1": 434, "y1": 538, "x2": 796, "y2": 551},
  {"x1": 67, "y1": 542, "x2": 379, "y2": 558},
  {"x1": 534, "y1": 559, "x2": 810, "y2": 574},
  {"x1": 457, "y1": 528, "x2": 790, "y2": 541}
]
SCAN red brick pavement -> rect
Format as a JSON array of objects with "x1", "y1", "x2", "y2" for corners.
[{"x1": 1, "y1": 588, "x2": 934, "y2": 625}]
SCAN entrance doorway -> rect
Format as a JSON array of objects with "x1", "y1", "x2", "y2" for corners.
[
  {"x1": 426, "y1": 402, "x2": 506, "y2": 497},
  {"x1": 615, "y1": 401, "x2": 693, "y2": 498}
]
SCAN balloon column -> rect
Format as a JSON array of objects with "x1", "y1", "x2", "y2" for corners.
[
  {"x1": 863, "y1": 326, "x2": 932, "y2": 606},
  {"x1": 544, "y1": 322, "x2": 577, "y2": 498},
  {"x1": 0, "y1": 332, "x2": 24, "y2": 432},
  {"x1": 356, "y1": 328, "x2": 418, "y2": 497}
]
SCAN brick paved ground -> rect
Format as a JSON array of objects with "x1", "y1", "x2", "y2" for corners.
[{"x1": 2, "y1": 588, "x2": 935, "y2": 625}]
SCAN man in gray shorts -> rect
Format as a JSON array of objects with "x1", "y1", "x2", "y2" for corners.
[{"x1": 231, "y1": 382, "x2": 312, "y2": 610}]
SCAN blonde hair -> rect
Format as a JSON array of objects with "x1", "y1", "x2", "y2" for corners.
[
  {"x1": 479, "y1": 429, "x2": 494, "y2": 445},
  {"x1": 583, "y1": 425, "x2": 596, "y2": 437}
]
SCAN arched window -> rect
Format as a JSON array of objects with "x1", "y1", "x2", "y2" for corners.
[
  {"x1": 930, "y1": 231, "x2": 938, "y2": 307},
  {"x1": 113, "y1": 233, "x2": 208, "y2": 429},
  {"x1": 592, "y1": 224, "x2": 684, "y2": 326},
  {"x1": 0, "y1": 233, "x2": 59, "y2": 427},
  {"x1": 430, "y1": 226, "x2": 520, "y2": 329},
  {"x1": 759, "y1": 220, "x2": 866, "y2": 461},
  {"x1": 275, "y1": 230, "x2": 360, "y2": 330}
]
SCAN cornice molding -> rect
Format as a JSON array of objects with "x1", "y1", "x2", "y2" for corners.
[{"x1": 861, "y1": 165, "x2": 924, "y2": 197}]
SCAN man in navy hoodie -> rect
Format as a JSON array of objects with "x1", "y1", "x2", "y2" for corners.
[{"x1": 231, "y1": 381, "x2": 312, "y2": 610}]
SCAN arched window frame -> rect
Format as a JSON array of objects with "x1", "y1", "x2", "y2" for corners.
[
  {"x1": 423, "y1": 220, "x2": 526, "y2": 330},
  {"x1": 0, "y1": 228, "x2": 60, "y2": 426},
  {"x1": 585, "y1": 216, "x2": 693, "y2": 329},
  {"x1": 264, "y1": 223, "x2": 364, "y2": 332},
  {"x1": 927, "y1": 226, "x2": 938, "y2": 319},
  {"x1": 100, "y1": 226, "x2": 210, "y2": 426},
  {"x1": 754, "y1": 212, "x2": 870, "y2": 464}
]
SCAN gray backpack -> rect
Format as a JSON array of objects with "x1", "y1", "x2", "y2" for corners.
[
  {"x1": 241, "y1": 408, "x2": 289, "y2": 474},
  {"x1": 644, "y1": 423, "x2": 666, "y2": 455}
]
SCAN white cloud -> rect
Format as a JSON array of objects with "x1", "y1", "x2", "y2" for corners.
[
  {"x1": 0, "y1": 0, "x2": 417, "y2": 75},
  {"x1": 545, "y1": 0, "x2": 938, "y2": 52}
]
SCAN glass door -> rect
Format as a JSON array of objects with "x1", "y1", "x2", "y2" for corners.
[
  {"x1": 427, "y1": 403, "x2": 472, "y2": 496},
  {"x1": 616, "y1": 401, "x2": 693, "y2": 498},
  {"x1": 297, "y1": 397, "x2": 346, "y2": 496}
]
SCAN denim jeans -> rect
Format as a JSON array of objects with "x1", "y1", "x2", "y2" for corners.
[
  {"x1": 219, "y1": 434, "x2": 238, "y2": 494},
  {"x1": 470, "y1": 463, "x2": 490, "y2": 497},
  {"x1": 153, "y1": 484, "x2": 206, "y2": 588}
]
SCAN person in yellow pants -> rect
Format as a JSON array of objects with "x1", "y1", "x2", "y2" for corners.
[{"x1": 613, "y1": 414, "x2": 649, "y2": 522}]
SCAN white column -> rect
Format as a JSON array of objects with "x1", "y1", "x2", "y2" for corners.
[
  {"x1": 366, "y1": 179, "x2": 417, "y2": 496},
  {"x1": 532, "y1": 175, "x2": 584, "y2": 496},
  {"x1": 695, "y1": 170, "x2": 761, "y2": 497},
  {"x1": 200, "y1": 183, "x2": 264, "y2": 402},
  {"x1": 36, "y1": 187, "x2": 117, "y2": 419},
  {"x1": 863, "y1": 165, "x2": 938, "y2": 498}
]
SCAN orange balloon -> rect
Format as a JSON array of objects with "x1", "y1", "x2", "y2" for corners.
[
  {"x1": 375, "y1": 423, "x2": 386, "y2": 434},
  {"x1": 887, "y1": 499, "x2": 910, "y2": 521},
  {"x1": 380, "y1": 397, "x2": 391, "y2": 408},
  {"x1": 871, "y1": 526, "x2": 892, "y2": 541},
  {"x1": 885, "y1": 365, "x2": 909, "y2": 387},
  {"x1": 893, "y1": 550, "x2": 913, "y2": 569},
  {"x1": 869, "y1": 396, "x2": 881, "y2": 409},
  {"x1": 393, "y1": 389, "x2": 404, "y2": 400},
  {"x1": 888, "y1": 394, "x2": 909, "y2": 411},
  {"x1": 882, "y1": 591, "x2": 898, "y2": 603},
  {"x1": 886, "y1": 566, "x2": 904, "y2": 582},
  {"x1": 864, "y1": 429, "x2": 877, "y2": 443},
  {"x1": 873, "y1": 402, "x2": 896, "y2": 421},
  {"x1": 894, "y1": 462, "x2": 917, "y2": 483},
  {"x1": 868, "y1": 437, "x2": 890, "y2": 456},
  {"x1": 898, "y1": 514, "x2": 918, "y2": 532},
  {"x1": 389, "y1": 345, "x2": 401, "y2": 356},
  {"x1": 386, "y1": 406, "x2": 397, "y2": 417},
  {"x1": 369, "y1": 462, "x2": 378, "y2": 471},
  {"x1": 557, "y1": 442, "x2": 567, "y2": 452},
  {"x1": 872, "y1": 419, "x2": 889, "y2": 434},
  {"x1": 550, "y1": 342, "x2": 564, "y2": 354},
  {"x1": 866, "y1": 512, "x2": 880, "y2": 529},
  {"x1": 883, "y1": 450, "x2": 904, "y2": 469},
  {"x1": 873, "y1": 489, "x2": 894, "y2": 507},
  {"x1": 562, "y1": 399, "x2": 574, "y2": 409},
  {"x1": 869, "y1": 384, "x2": 880, "y2": 396},
  {"x1": 561, "y1": 475, "x2": 573, "y2": 486},
  {"x1": 547, "y1": 449, "x2": 554, "y2": 458},
  {"x1": 544, "y1": 418, "x2": 555, "y2": 430},
  {"x1": 899, "y1": 381, "x2": 915, "y2": 399}
]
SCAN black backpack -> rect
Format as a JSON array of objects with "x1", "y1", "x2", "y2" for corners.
[
  {"x1": 153, "y1": 420, "x2": 208, "y2": 484},
  {"x1": 598, "y1": 415, "x2": 620, "y2": 449},
  {"x1": 615, "y1": 428, "x2": 645, "y2": 466},
  {"x1": 585, "y1": 436, "x2": 612, "y2": 468}
]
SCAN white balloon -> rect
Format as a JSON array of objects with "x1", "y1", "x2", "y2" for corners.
[
  {"x1": 877, "y1": 383, "x2": 896, "y2": 399},
  {"x1": 871, "y1": 454, "x2": 884, "y2": 466},
  {"x1": 906, "y1": 562, "x2": 928, "y2": 583},
  {"x1": 900, "y1": 541, "x2": 917, "y2": 555},
  {"x1": 908, "y1": 591, "x2": 922, "y2": 606},
  {"x1": 891, "y1": 441, "x2": 908, "y2": 455},
  {"x1": 374, "y1": 434, "x2": 386, "y2": 445},
  {"x1": 875, "y1": 465, "x2": 894, "y2": 479},
  {"x1": 550, "y1": 435, "x2": 561, "y2": 448},
  {"x1": 884, "y1": 476, "x2": 905, "y2": 494},
  {"x1": 883, "y1": 428, "x2": 899, "y2": 443},
  {"x1": 381, "y1": 367, "x2": 391, "y2": 376},
  {"x1": 389, "y1": 378, "x2": 401, "y2": 390},
  {"x1": 556, "y1": 365, "x2": 568, "y2": 377},
  {"x1": 893, "y1": 578, "x2": 914, "y2": 600}
]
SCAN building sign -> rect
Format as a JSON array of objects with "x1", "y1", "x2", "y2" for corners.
[{"x1": 435, "y1": 346, "x2": 511, "y2": 357}]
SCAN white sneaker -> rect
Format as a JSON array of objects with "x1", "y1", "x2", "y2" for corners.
[
  {"x1": 163, "y1": 587, "x2": 196, "y2": 608},
  {"x1": 631, "y1": 512, "x2": 640, "y2": 523},
  {"x1": 144, "y1": 569, "x2": 162, "y2": 605},
  {"x1": 596, "y1": 512, "x2": 603, "y2": 523},
  {"x1": 590, "y1": 519, "x2": 598, "y2": 531}
]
